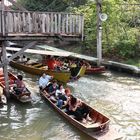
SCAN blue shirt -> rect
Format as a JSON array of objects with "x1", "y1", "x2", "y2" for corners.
[{"x1": 39, "y1": 75, "x2": 52, "y2": 89}]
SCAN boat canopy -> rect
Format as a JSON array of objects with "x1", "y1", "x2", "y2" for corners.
[
  {"x1": 7, "y1": 45, "x2": 98, "y2": 62},
  {"x1": 6, "y1": 47, "x2": 71, "y2": 57}
]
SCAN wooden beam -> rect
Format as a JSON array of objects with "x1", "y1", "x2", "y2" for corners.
[
  {"x1": 0, "y1": 41, "x2": 37, "y2": 67},
  {"x1": 1, "y1": 42, "x2": 9, "y2": 97},
  {"x1": 8, "y1": 41, "x2": 37, "y2": 61}
]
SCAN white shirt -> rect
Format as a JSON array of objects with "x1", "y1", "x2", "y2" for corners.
[
  {"x1": 55, "y1": 89, "x2": 65, "y2": 97},
  {"x1": 39, "y1": 75, "x2": 52, "y2": 89}
]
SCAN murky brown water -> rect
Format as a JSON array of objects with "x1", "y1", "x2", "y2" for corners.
[{"x1": 0, "y1": 69, "x2": 140, "y2": 140}]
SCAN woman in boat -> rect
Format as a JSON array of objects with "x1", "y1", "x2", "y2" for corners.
[
  {"x1": 56, "y1": 85, "x2": 69, "y2": 108},
  {"x1": 55, "y1": 84, "x2": 65, "y2": 99},
  {"x1": 14, "y1": 75, "x2": 26, "y2": 95},
  {"x1": 66, "y1": 96, "x2": 90, "y2": 123}
]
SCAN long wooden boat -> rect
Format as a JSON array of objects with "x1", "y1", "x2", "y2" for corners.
[
  {"x1": 85, "y1": 66, "x2": 106, "y2": 75},
  {"x1": 40, "y1": 91, "x2": 122, "y2": 140},
  {"x1": 0, "y1": 71, "x2": 32, "y2": 103},
  {"x1": 70, "y1": 66, "x2": 86, "y2": 78},
  {"x1": 10, "y1": 61, "x2": 86, "y2": 83}
]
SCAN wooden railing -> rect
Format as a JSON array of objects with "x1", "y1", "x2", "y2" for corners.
[{"x1": 0, "y1": 10, "x2": 84, "y2": 39}]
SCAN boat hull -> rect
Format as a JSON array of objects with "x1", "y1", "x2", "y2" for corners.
[
  {"x1": 41, "y1": 92, "x2": 122, "y2": 140},
  {"x1": 86, "y1": 66, "x2": 105, "y2": 74},
  {"x1": 0, "y1": 71, "x2": 32, "y2": 103},
  {"x1": 70, "y1": 66, "x2": 86, "y2": 78},
  {"x1": 10, "y1": 61, "x2": 71, "y2": 83}
]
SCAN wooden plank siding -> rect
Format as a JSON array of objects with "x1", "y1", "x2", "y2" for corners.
[{"x1": 0, "y1": 10, "x2": 84, "y2": 40}]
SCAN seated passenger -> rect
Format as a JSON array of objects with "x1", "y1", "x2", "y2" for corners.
[
  {"x1": 56, "y1": 84, "x2": 66, "y2": 108},
  {"x1": 14, "y1": 75, "x2": 27, "y2": 95},
  {"x1": 45, "y1": 80, "x2": 58, "y2": 102},
  {"x1": 66, "y1": 96, "x2": 90, "y2": 123},
  {"x1": 47, "y1": 80, "x2": 58, "y2": 96},
  {"x1": 26, "y1": 58, "x2": 37, "y2": 65},
  {"x1": 55, "y1": 84, "x2": 65, "y2": 99},
  {"x1": 46, "y1": 56, "x2": 57, "y2": 70},
  {"x1": 22, "y1": 55, "x2": 27, "y2": 62},
  {"x1": 56, "y1": 87, "x2": 72, "y2": 108},
  {"x1": 39, "y1": 73, "x2": 53, "y2": 91}
]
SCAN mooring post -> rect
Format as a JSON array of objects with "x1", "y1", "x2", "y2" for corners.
[{"x1": 96, "y1": 1, "x2": 102, "y2": 66}]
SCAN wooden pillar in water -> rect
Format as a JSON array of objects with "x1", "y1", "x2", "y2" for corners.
[
  {"x1": 96, "y1": 1, "x2": 102, "y2": 66},
  {"x1": 2, "y1": 42, "x2": 10, "y2": 97},
  {"x1": 1, "y1": 0, "x2": 10, "y2": 97}
]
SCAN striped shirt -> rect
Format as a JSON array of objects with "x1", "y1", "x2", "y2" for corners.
[{"x1": 39, "y1": 75, "x2": 52, "y2": 89}]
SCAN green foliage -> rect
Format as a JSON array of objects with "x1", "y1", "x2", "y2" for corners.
[
  {"x1": 16, "y1": 0, "x2": 140, "y2": 61},
  {"x1": 16, "y1": 0, "x2": 88, "y2": 12}
]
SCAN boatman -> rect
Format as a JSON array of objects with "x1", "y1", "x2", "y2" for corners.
[{"x1": 39, "y1": 73, "x2": 53, "y2": 91}]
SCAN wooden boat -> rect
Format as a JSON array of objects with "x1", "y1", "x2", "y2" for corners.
[
  {"x1": 0, "y1": 71, "x2": 32, "y2": 103},
  {"x1": 85, "y1": 66, "x2": 106, "y2": 75},
  {"x1": 40, "y1": 91, "x2": 122, "y2": 140},
  {"x1": 70, "y1": 66, "x2": 86, "y2": 78},
  {"x1": 10, "y1": 61, "x2": 86, "y2": 83}
]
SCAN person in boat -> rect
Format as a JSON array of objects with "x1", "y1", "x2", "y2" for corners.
[
  {"x1": 56, "y1": 87, "x2": 72, "y2": 108},
  {"x1": 22, "y1": 55, "x2": 27, "y2": 62},
  {"x1": 13, "y1": 75, "x2": 27, "y2": 95},
  {"x1": 45, "y1": 80, "x2": 58, "y2": 102},
  {"x1": 70, "y1": 60, "x2": 77, "y2": 68},
  {"x1": 45, "y1": 56, "x2": 57, "y2": 70},
  {"x1": 25, "y1": 58, "x2": 37, "y2": 65},
  {"x1": 59, "y1": 58, "x2": 70, "y2": 71},
  {"x1": 55, "y1": 84, "x2": 67, "y2": 108},
  {"x1": 55, "y1": 84, "x2": 65, "y2": 99},
  {"x1": 17, "y1": 55, "x2": 27, "y2": 63},
  {"x1": 39, "y1": 73, "x2": 53, "y2": 91},
  {"x1": 65, "y1": 96, "x2": 90, "y2": 123},
  {"x1": 13, "y1": 56, "x2": 20, "y2": 61},
  {"x1": 47, "y1": 80, "x2": 58, "y2": 95}
]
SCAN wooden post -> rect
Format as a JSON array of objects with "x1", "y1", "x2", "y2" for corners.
[
  {"x1": 2, "y1": 42, "x2": 10, "y2": 97},
  {"x1": 96, "y1": 1, "x2": 102, "y2": 66},
  {"x1": 0, "y1": 0, "x2": 10, "y2": 97},
  {"x1": 9, "y1": 41, "x2": 37, "y2": 61},
  {"x1": 1, "y1": 0, "x2": 5, "y2": 35}
]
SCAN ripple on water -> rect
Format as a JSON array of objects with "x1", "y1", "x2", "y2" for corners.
[
  {"x1": 0, "y1": 71, "x2": 140, "y2": 140},
  {"x1": 69, "y1": 75, "x2": 140, "y2": 139}
]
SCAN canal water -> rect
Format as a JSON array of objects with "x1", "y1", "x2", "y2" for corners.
[{"x1": 0, "y1": 69, "x2": 140, "y2": 140}]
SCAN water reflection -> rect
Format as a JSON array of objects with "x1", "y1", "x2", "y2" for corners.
[{"x1": 0, "y1": 70, "x2": 140, "y2": 140}]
